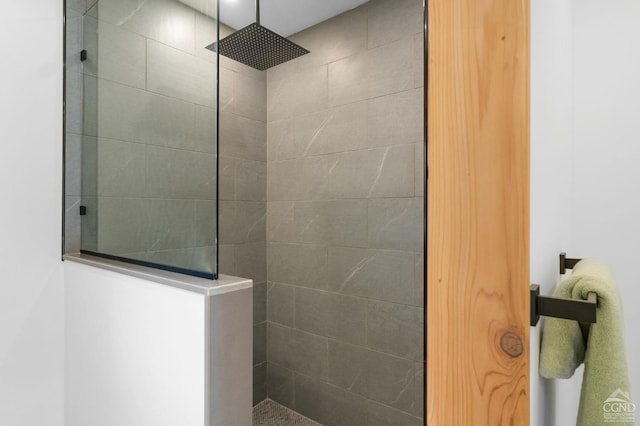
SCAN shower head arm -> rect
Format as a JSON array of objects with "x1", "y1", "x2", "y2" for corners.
[{"x1": 255, "y1": 0, "x2": 260, "y2": 24}]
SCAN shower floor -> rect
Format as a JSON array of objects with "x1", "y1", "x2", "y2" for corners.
[{"x1": 253, "y1": 399, "x2": 322, "y2": 426}]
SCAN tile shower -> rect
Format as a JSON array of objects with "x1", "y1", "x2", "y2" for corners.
[
  {"x1": 263, "y1": 1, "x2": 424, "y2": 424},
  {"x1": 64, "y1": 0, "x2": 424, "y2": 424}
]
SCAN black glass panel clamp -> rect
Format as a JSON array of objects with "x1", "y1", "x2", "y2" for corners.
[{"x1": 530, "y1": 254, "x2": 597, "y2": 326}]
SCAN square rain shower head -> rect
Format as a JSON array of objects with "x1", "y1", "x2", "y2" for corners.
[{"x1": 206, "y1": 23, "x2": 310, "y2": 71}]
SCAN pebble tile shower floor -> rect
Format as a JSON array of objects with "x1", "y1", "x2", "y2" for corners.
[{"x1": 253, "y1": 399, "x2": 322, "y2": 426}]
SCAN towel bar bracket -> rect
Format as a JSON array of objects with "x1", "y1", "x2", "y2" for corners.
[
  {"x1": 530, "y1": 284, "x2": 597, "y2": 326},
  {"x1": 560, "y1": 252, "x2": 581, "y2": 275}
]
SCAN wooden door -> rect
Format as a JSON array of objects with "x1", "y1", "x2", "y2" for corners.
[{"x1": 426, "y1": 0, "x2": 530, "y2": 424}]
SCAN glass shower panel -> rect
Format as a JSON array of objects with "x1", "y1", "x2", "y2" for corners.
[{"x1": 80, "y1": 0, "x2": 218, "y2": 278}]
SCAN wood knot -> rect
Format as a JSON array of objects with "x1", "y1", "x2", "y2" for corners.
[{"x1": 500, "y1": 332, "x2": 523, "y2": 358}]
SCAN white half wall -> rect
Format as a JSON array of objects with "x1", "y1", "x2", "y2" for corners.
[
  {"x1": 0, "y1": 0, "x2": 64, "y2": 425},
  {"x1": 65, "y1": 261, "x2": 206, "y2": 426}
]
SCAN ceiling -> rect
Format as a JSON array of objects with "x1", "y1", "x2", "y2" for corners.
[{"x1": 180, "y1": 0, "x2": 369, "y2": 37}]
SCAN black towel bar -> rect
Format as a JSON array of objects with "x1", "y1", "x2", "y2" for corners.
[
  {"x1": 530, "y1": 253, "x2": 597, "y2": 326},
  {"x1": 530, "y1": 284, "x2": 597, "y2": 326}
]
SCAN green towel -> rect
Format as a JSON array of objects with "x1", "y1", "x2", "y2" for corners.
[{"x1": 539, "y1": 259, "x2": 633, "y2": 426}]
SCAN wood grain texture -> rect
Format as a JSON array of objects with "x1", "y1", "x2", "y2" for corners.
[{"x1": 426, "y1": 0, "x2": 530, "y2": 424}]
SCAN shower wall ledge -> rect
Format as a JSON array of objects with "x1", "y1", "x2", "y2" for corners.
[{"x1": 64, "y1": 253, "x2": 252, "y2": 296}]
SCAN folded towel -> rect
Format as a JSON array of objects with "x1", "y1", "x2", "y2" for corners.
[{"x1": 539, "y1": 259, "x2": 633, "y2": 426}]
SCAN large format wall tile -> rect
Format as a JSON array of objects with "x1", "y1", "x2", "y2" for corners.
[
  {"x1": 367, "y1": 89, "x2": 424, "y2": 148},
  {"x1": 217, "y1": 244, "x2": 236, "y2": 276},
  {"x1": 294, "y1": 288, "x2": 368, "y2": 346},
  {"x1": 146, "y1": 145, "x2": 216, "y2": 200},
  {"x1": 267, "y1": 323, "x2": 329, "y2": 381},
  {"x1": 267, "y1": 362, "x2": 295, "y2": 409},
  {"x1": 326, "y1": 145, "x2": 415, "y2": 199},
  {"x1": 98, "y1": 139, "x2": 147, "y2": 198},
  {"x1": 219, "y1": 111, "x2": 267, "y2": 162},
  {"x1": 193, "y1": 200, "x2": 216, "y2": 247},
  {"x1": 253, "y1": 282, "x2": 267, "y2": 324},
  {"x1": 254, "y1": 322, "x2": 267, "y2": 365},
  {"x1": 95, "y1": 79, "x2": 213, "y2": 152},
  {"x1": 328, "y1": 39, "x2": 414, "y2": 107},
  {"x1": 267, "y1": 201, "x2": 296, "y2": 242},
  {"x1": 84, "y1": 19, "x2": 146, "y2": 89},
  {"x1": 235, "y1": 159, "x2": 267, "y2": 202},
  {"x1": 294, "y1": 373, "x2": 369, "y2": 426},
  {"x1": 268, "y1": 102, "x2": 368, "y2": 161},
  {"x1": 367, "y1": 0, "x2": 423, "y2": 49},
  {"x1": 147, "y1": 39, "x2": 215, "y2": 106},
  {"x1": 65, "y1": 133, "x2": 82, "y2": 197},
  {"x1": 293, "y1": 200, "x2": 368, "y2": 247},
  {"x1": 366, "y1": 300, "x2": 423, "y2": 361},
  {"x1": 97, "y1": 197, "x2": 151, "y2": 254},
  {"x1": 267, "y1": 243, "x2": 327, "y2": 290},
  {"x1": 267, "y1": 157, "x2": 328, "y2": 201},
  {"x1": 66, "y1": 71, "x2": 83, "y2": 135},
  {"x1": 266, "y1": 283, "x2": 294, "y2": 327},
  {"x1": 253, "y1": 363, "x2": 267, "y2": 406},
  {"x1": 218, "y1": 156, "x2": 236, "y2": 201},
  {"x1": 327, "y1": 247, "x2": 419, "y2": 306},
  {"x1": 236, "y1": 242, "x2": 267, "y2": 283},
  {"x1": 93, "y1": 0, "x2": 196, "y2": 54},
  {"x1": 235, "y1": 72, "x2": 268, "y2": 122},
  {"x1": 218, "y1": 201, "x2": 266, "y2": 244},
  {"x1": 267, "y1": 65, "x2": 328, "y2": 121},
  {"x1": 367, "y1": 401, "x2": 423, "y2": 426},
  {"x1": 267, "y1": 119, "x2": 295, "y2": 161},
  {"x1": 294, "y1": 101, "x2": 368, "y2": 157},
  {"x1": 367, "y1": 198, "x2": 424, "y2": 251},
  {"x1": 328, "y1": 340, "x2": 422, "y2": 416},
  {"x1": 143, "y1": 199, "x2": 199, "y2": 251}
]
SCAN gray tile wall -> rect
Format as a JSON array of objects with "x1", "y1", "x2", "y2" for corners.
[{"x1": 265, "y1": 0, "x2": 425, "y2": 425}]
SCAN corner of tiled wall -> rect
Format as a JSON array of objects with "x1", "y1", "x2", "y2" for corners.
[{"x1": 217, "y1": 23, "x2": 268, "y2": 405}]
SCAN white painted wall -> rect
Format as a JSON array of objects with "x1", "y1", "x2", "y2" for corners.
[
  {"x1": 0, "y1": 0, "x2": 64, "y2": 425},
  {"x1": 530, "y1": 1, "x2": 575, "y2": 424},
  {"x1": 570, "y1": 0, "x2": 640, "y2": 411},
  {"x1": 532, "y1": 0, "x2": 640, "y2": 424},
  {"x1": 65, "y1": 261, "x2": 206, "y2": 426}
]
